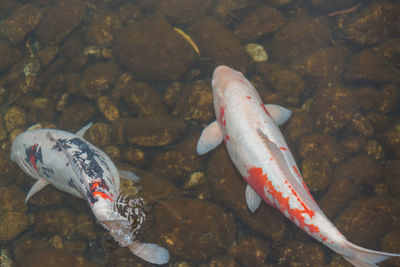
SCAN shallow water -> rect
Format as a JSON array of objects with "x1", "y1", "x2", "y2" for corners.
[{"x1": 0, "y1": 0, "x2": 399, "y2": 266}]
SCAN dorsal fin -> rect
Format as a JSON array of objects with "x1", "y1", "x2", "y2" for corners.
[
  {"x1": 256, "y1": 129, "x2": 321, "y2": 212},
  {"x1": 76, "y1": 122, "x2": 93, "y2": 138}
]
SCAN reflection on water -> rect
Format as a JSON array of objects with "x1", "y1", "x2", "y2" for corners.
[{"x1": 0, "y1": 0, "x2": 399, "y2": 266}]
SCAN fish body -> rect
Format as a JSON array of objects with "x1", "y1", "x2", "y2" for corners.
[
  {"x1": 11, "y1": 123, "x2": 169, "y2": 265},
  {"x1": 197, "y1": 65, "x2": 399, "y2": 267}
]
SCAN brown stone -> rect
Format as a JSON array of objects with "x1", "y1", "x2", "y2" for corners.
[
  {"x1": 33, "y1": 208, "x2": 77, "y2": 239},
  {"x1": 383, "y1": 160, "x2": 400, "y2": 197},
  {"x1": 373, "y1": 38, "x2": 400, "y2": 66},
  {"x1": 117, "y1": 80, "x2": 166, "y2": 116},
  {"x1": 256, "y1": 63, "x2": 306, "y2": 105},
  {"x1": 85, "y1": 10, "x2": 123, "y2": 46},
  {"x1": 311, "y1": 0, "x2": 357, "y2": 13},
  {"x1": 382, "y1": 124, "x2": 400, "y2": 157},
  {"x1": 192, "y1": 17, "x2": 250, "y2": 74},
  {"x1": 36, "y1": 0, "x2": 87, "y2": 46},
  {"x1": 28, "y1": 97, "x2": 56, "y2": 123},
  {"x1": 272, "y1": 239, "x2": 326, "y2": 267},
  {"x1": 85, "y1": 122, "x2": 112, "y2": 147},
  {"x1": 319, "y1": 154, "x2": 382, "y2": 218},
  {"x1": 28, "y1": 186, "x2": 66, "y2": 208},
  {"x1": 340, "y1": 1, "x2": 400, "y2": 46},
  {"x1": 158, "y1": 0, "x2": 214, "y2": 24},
  {"x1": 119, "y1": 169, "x2": 182, "y2": 202},
  {"x1": 172, "y1": 80, "x2": 214, "y2": 122},
  {"x1": 297, "y1": 134, "x2": 345, "y2": 167},
  {"x1": 301, "y1": 157, "x2": 332, "y2": 193},
  {"x1": 228, "y1": 235, "x2": 271, "y2": 266},
  {"x1": 117, "y1": 14, "x2": 196, "y2": 80},
  {"x1": 283, "y1": 110, "x2": 313, "y2": 142},
  {"x1": 151, "y1": 198, "x2": 237, "y2": 260},
  {"x1": 269, "y1": 16, "x2": 331, "y2": 63},
  {"x1": 234, "y1": 5, "x2": 285, "y2": 41},
  {"x1": 15, "y1": 248, "x2": 97, "y2": 267},
  {"x1": 310, "y1": 87, "x2": 356, "y2": 135},
  {"x1": 0, "y1": 40, "x2": 18, "y2": 72},
  {"x1": 381, "y1": 227, "x2": 400, "y2": 267},
  {"x1": 150, "y1": 131, "x2": 203, "y2": 184},
  {"x1": 58, "y1": 102, "x2": 97, "y2": 132},
  {"x1": 0, "y1": 151, "x2": 18, "y2": 186},
  {"x1": 208, "y1": 255, "x2": 240, "y2": 267},
  {"x1": 334, "y1": 197, "x2": 400, "y2": 248},
  {"x1": 106, "y1": 247, "x2": 144, "y2": 266},
  {"x1": 38, "y1": 46, "x2": 59, "y2": 67},
  {"x1": 0, "y1": 211, "x2": 30, "y2": 242},
  {"x1": 1, "y1": 3, "x2": 42, "y2": 45},
  {"x1": 375, "y1": 83, "x2": 399, "y2": 114},
  {"x1": 112, "y1": 115, "x2": 186, "y2": 147},
  {"x1": 290, "y1": 47, "x2": 347, "y2": 88},
  {"x1": 79, "y1": 62, "x2": 121, "y2": 100},
  {"x1": 345, "y1": 49, "x2": 400, "y2": 82}
]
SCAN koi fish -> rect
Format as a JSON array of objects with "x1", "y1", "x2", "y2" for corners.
[
  {"x1": 197, "y1": 65, "x2": 399, "y2": 267},
  {"x1": 10, "y1": 123, "x2": 169, "y2": 265}
]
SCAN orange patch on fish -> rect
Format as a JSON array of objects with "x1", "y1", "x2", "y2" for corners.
[{"x1": 247, "y1": 167, "x2": 321, "y2": 236}]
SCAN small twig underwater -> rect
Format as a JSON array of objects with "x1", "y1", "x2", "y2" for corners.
[{"x1": 328, "y1": 3, "x2": 361, "y2": 17}]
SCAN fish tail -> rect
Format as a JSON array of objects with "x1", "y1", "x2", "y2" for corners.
[
  {"x1": 129, "y1": 242, "x2": 170, "y2": 265},
  {"x1": 341, "y1": 240, "x2": 400, "y2": 267}
]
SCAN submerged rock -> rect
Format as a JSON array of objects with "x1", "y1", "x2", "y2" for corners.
[
  {"x1": 340, "y1": 1, "x2": 400, "y2": 46},
  {"x1": 151, "y1": 198, "x2": 237, "y2": 260},
  {"x1": 171, "y1": 80, "x2": 214, "y2": 122},
  {"x1": 0, "y1": 212, "x2": 29, "y2": 242},
  {"x1": 234, "y1": 5, "x2": 285, "y2": 41},
  {"x1": 272, "y1": 239, "x2": 326, "y2": 267},
  {"x1": 117, "y1": 14, "x2": 196, "y2": 80},
  {"x1": 228, "y1": 235, "x2": 271, "y2": 266},
  {"x1": 345, "y1": 49, "x2": 400, "y2": 83},
  {"x1": 158, "y1": 0, "x2": 214, "y2": 24},
  {"x1": 319, "y1": 154, "x2": 381, "y2": 218},
  {"x1": 15, "y1": 248, "x2": 97, "y2": 267},
  {"x1": 269, "y1": 16, "x2": 331, "y2": 63},
  {"x1": 1, "y1": 3, "x2": 42, "y2": 45},
  {"x1": 79, "y1": 62, "x2": 121, "y2": 101},
  {"x1": 334, "y1": 197, "x2": 400, "y2": 248},
  {"x1": 112, "y1": 115, "x2": 186, "y2": 147},
  {"x1": 36, "y1": 0, "x2": 87, "y2": 46},
  {"x1": 150, "y1": 132, "x2": 203, "y2": 184},
  {"x1": 192, "y1": 17, "x2": 250, "y2": 74}
]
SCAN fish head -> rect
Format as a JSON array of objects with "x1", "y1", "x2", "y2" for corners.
[
  {"x1": 10, "y1": 130, "x2": 47, "y2": 179},
  {"x1": 212, "y1": 65, "x2": 256, "y2": 111}
]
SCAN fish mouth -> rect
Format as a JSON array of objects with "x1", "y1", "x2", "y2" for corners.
[{"x1": 17, "y1": 152, "x2": 37, "y2": 178}]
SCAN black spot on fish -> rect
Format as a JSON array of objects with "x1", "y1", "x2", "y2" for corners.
[
  {"x1": 56, "y1": 138, "x2": 106, "y2": 180},
  {"x1": 41, "y1": 167, "x2": 54, "y2": 178},
  {"x1": 86, "y1": 189, "x2": 98, "y2": 205}
]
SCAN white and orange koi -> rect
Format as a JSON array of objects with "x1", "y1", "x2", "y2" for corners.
[
  {"x1": 197, "y1": 65, "x2": 399, "y2": 267},
  {"x1": 10, "y1": 123, "x2": 169, "y2": 265}
]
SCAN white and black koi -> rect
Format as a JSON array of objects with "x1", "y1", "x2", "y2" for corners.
[{"x1": 11, "y1": 123, "x2": 169, "y2": 265}]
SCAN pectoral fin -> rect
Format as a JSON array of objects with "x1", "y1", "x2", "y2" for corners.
[
  {"x1": 245, "y1": 184, "x2": 262, "y2": 212},
  {"x1": 76, "y1": 122, "x2": 93, "y2": 138},
  {"x1": 129, "y1": 241, "x2": 170, "y2": 265},
  {"x1": 25, "y1": 178, "x2": 50, "y2": 203},
  {"x1": 119, "y1": 170, "x2": 140, "y2": 183},
  {"x1": 265, "y1": 104, "x2": 292, "y2": 125},
  {"x1": 197, "y1": 120, "x2": 223, "y2": 155}
]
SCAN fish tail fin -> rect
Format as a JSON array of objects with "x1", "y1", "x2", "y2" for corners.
[
  {"x1": 129, "y1": 242, "x2": 170, "y2": 265},
  {"x1": 341, "y1": 240, "x2": 400, "y2": 267}
]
